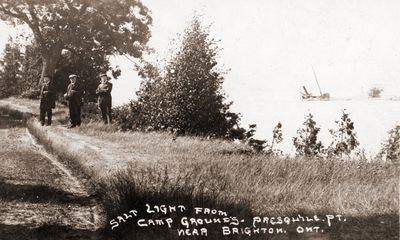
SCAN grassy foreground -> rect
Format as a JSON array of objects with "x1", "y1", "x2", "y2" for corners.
[
  {"x1": 0, "y1": 98, "x2": 398, "y2": 239},
  {"x1": 79, "y1": 122, "x2": 399, "y2": 239}
]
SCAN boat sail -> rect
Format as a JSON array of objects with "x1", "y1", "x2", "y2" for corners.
[{"x1": 301, "y1": 68, "x2": 330, "y2": 101}]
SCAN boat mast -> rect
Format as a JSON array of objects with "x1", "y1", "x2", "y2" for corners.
[{"x1": 312, "y1": 67, "x2": 323, "y2": 96}]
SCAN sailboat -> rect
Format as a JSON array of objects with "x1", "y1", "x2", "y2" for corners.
[{"x1": 301, "y1": 68, "x2": 330, "y2": 101}]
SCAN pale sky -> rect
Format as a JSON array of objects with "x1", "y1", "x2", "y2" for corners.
[
  {"x1": 1, "y1": 0, "x2": 399, "y2": 105},
  {"x1": 115, "y1": 0, "x2": 400, "y2": 106}
]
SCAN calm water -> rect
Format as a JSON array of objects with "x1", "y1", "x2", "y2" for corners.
[{"x1": 235, "y1": 99, "x2": 400, "y2": 157}]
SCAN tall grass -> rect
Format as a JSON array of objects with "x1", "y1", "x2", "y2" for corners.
[
  {"x1": 101, "y1": 164, "x2": 257, "y2": 239},
  {"x1": 55, "y1": 115, "x2": 400, "y2": 239},
  {"x1": 2, "y1": 99, "x2": 398, "y2": 239},
  {"x1": 100, "y1": 153, "x2": 398, "y2": 239}
]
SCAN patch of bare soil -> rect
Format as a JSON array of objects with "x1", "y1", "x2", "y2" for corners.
[{"x1": 0, "y1": 115, "x2": 105, "y2": 239}]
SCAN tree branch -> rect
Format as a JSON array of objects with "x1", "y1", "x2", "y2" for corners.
[
  {"x1": 123, "y1": 54, "x2": 138, "y2": 64},
  {"x1": 26, "y1": 2, "x2": 44, "y2": 46},
  {"x1": 0, "y1": 4, "x2": 29, "y2": 22},
  {"x1": 0, "y1": 3, "x2": 45, "y2": 49}
]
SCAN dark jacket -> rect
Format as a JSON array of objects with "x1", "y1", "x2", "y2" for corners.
[
  {"x1": 40, "y1": 82, "x2": 55, "y2": 109},
  {"x1": 66, "y1": 82, "x2": 82, "y2": 106},
  {"x1": 96, "y1": 82, "x2": 112, "y2": 106}
]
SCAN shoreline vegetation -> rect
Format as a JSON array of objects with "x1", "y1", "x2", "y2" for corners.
[{"x1": 0, "y1": 97, "x2": 398, "y2": 240}]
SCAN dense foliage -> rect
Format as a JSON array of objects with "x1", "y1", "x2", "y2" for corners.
[
  {"x1": 293, "y1": 113, "x2": 324, "y2": 157},
  {"x1": 120, "y1": 18, "x2": 246, "y2": 139},
  {"x1": 0, "y1": 38, "x2": 119, "y2": 101},
  {"x1": 328, "y1": 110, "x2": 359, "y2": 157},
  {"x1": 0, "y1": 40, "x2": 23, "y2": 98},
  {"x1": 0, "y1": 0, "x2": 151, "y2": 85},
  {"x1": 378, "y1": 125, "x2": 400, "y2": 163}
]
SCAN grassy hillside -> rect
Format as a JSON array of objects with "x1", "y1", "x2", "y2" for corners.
[{"x1": 1, "y1": 98, "x2": 398, "y2": 240}]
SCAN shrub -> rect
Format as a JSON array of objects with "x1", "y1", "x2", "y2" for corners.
[
  {"x1": 241, "y1": 124, "x2": 266, "y2": 152},
  {"x1": 328, "y1": 110, "x2": 359, "y2": 158},
  {"x1": 245, "y1": 122, "x2": 283, "y2": 154},
  {"x1": 132, "y1": 17, "x2": 243, "y2": 139},
  {"x1": 378, "y1": 125, "x2": 400, "y2": 163},
  {"x1": 293, "y1": 113, "x2": 323, "y2": 157},
  {"x1": 112, "y1": 101, "x2": 141, "y2": 131},
  {"x1": 265, "y1": 122, "x2": 284, "y2": 155},
  {"x1": 0, "y1": 40, "x2": 24, "y2": 98},
  {"x1": 81, "y1": 101, "x2": 101, "y2": 122}
]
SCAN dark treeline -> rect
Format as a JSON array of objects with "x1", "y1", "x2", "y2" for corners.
[{"x1": 0, "y1": 38, "x2": 120, "y2": 101}]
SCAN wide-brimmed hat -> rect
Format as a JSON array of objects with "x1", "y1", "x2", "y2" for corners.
[
  {"x1": 99, "y1": 73, "x2": 108, "y2": 78},
  {"x1": 69, "y1": 74, "x2": 78, "y2": 79}
]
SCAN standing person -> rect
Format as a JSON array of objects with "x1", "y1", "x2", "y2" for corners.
[
  {"x1": 64, "y1": 74, "x2": 82, "y2": 128},
  {"x1": 39, "y1": 75, "x2": 55, "y2": 126},
  {"x1": 96, "y1": 73, "x2": 113, "y2": 124}
]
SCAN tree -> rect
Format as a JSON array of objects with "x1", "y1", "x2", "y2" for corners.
[
  {"x1": 328, "y1": 110, "x2": 359, "y2": 158},
  {"x1": 0, "y1": 36, "x2": 124, "y2": 100},
  {"x1": 3, "y1": 38, "x2": 121, "y2": 101},
  {"x1": 0, "y1": 0, "x2": 152, "y2": 85},
  {"x1": 20, "y1": 40, "x2": 42, "y2": 91},
  {"x1": 378, "y1": 125, "x2": 400, "y2": 163},
  {"x1": 0, "y1": 39, "x2": 23, "y2": 98},
  {"x1": 265, "y1": 122, "x2": 283, "y2": 155},
  {"x1": 54, "y1": 45, "x2": 121, "y2": 102},
  {"x1": 245, "y1": 124, "x2": 267, "y2": 152},
  {"x1": 243, "y1": 123, "x2": 283, "y2": 154},
  {"x1": 134, "y1": 17, "x2": 243, "y2": 138},
  {"x1": 293, "y1": 113, "x2": 323, "y2": 157}
]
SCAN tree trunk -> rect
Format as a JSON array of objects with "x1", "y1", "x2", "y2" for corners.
[{"x1": 39, "y1": 46, "x2": 63, "y2": 86}]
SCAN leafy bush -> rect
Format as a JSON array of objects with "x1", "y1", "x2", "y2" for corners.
[
  {"x1": 0, "y1": 40, "x2": 24, "y2": 98},
  {"x1": 265, "y1": 122, "x2": 284, "y2": 155},
  {"x1": 245, "y1": 123, "x2": 283, "y2": 154},
  {"x1": 0, "y1": 37, "x2": 121, "y2": 102},
  {"x1": 128, "y1": 17, "x2": 245, "y2": 140},
  {"x1": 293, "y1": 113, "x2": 323, "y2": 157},
  {"x1": 327, "y1": 110, "x2": 359, "y2": 158},
  {"x1": 81, "y1": 101, "x2": 101, "y2": 122},
  {"x1": 112, "y1": 101, "x2": 143, "y2": 131},
  {"x1": 378, "y1": 125, "x2": 400, "y2": 163},
  {"x1": 245, "y1": 124, "x2": 267, "y2": 152}
]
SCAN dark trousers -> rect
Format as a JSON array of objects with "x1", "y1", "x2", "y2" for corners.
[
  {"x1": 98, "y1": 96, "x2": 112, "y2": 124},
  {"x1": 68, "y1": 100, "x2": 81, "y2": 126},
  {"x1": 100, "y1": 103, "x2": 112, "y2": 124},
  {"x1": 39, "y1": 106, "x2": 52, "y2": 125}
]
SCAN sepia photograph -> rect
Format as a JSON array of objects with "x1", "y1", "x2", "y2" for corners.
[{"x1": 0, "y1": 0, "x2": 398, "y2": 239}]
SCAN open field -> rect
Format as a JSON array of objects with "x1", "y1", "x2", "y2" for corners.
[{"x1": 0, "y1": 97, "x2": 398, "y2": 239}]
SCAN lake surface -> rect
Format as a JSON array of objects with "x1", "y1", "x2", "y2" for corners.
[{"x1": 234, "y1": 99, "x2": 400, "y2": 157}]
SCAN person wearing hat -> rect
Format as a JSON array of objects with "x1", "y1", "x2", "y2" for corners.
[
  {"x1": 96, "y1": 73, "x2": 113, "y2": 124},
  {"x1": 39, "y1": 75, "x2": 55, "y2": 126},
  {"x1": 64, "y1": 74, "x2": 82, "y2": 128}
]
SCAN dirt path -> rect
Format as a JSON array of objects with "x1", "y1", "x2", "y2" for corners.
[{"x1": 0, "y1": 113, "x2": 105, "y2": 239}]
